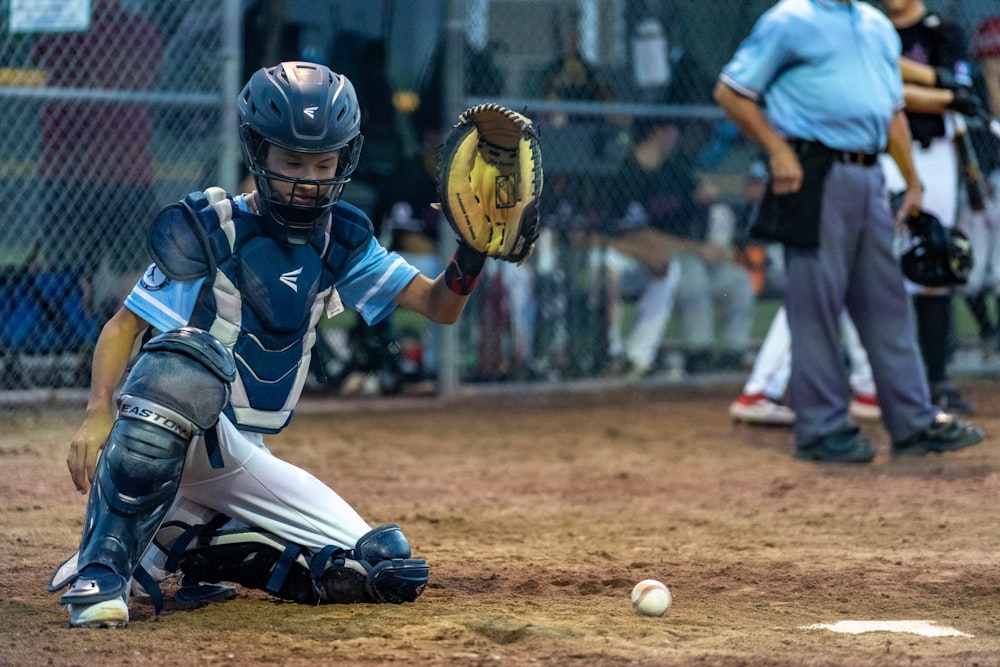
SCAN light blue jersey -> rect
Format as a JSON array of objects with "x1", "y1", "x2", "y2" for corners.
[
  {"x1": 125, "y1": 192, "x2": 421, "y2": 432},
  {"x1": 720, "y1": 0, "x2": 903, "y2": 153},
  {"x1": 126, "y1": 196, "x2": 419, "y2": 334}
]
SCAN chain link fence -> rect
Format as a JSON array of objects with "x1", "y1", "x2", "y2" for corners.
[
  {"x1": 1, "y1": 0, "x2": 997, "y2": 395},
  {"x1": 0, "y1": 0, "x2": 240, "y2": 389},
  {"x1": 441, "y1": 0, "x2": 1000, "y2": 387}
]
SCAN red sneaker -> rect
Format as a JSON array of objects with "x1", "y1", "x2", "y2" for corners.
[
  {"x1": 729, "y1": 393, "x2": 795, "y2": 426},
  {"x1": 849, "y1": 394, "x2": 881, "y2": 421}
]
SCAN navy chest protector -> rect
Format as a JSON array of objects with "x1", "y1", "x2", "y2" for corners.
[{"x1": 147, "y1": 189, "x2": 373, "y2": 432}]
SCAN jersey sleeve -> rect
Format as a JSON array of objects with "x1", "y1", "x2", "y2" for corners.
[
  {"x1": 333, "y1": 237, "x2": 420, "y2": 325},
  {"x1": 719, "y1": 8, "x2": 792, "y2": 100},
  {"x1": 124, "y1": 263, "x2": 206, "y2": 332}
]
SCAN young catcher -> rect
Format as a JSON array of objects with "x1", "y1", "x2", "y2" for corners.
[{"x1": 48, "y1": 61, "x2": 542, "y2": 627}]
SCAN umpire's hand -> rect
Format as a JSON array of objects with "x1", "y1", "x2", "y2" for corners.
[{"x1": 769, "y1": 143, "x2": 803, "y2": 195}]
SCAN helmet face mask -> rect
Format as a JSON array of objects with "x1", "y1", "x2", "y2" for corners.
[
  {"x1": 237, "y1": 62, "x2": 364, "y2": 244},
  {"x1": 245, "y1": 136, "x2": 363, "y2": 241}
]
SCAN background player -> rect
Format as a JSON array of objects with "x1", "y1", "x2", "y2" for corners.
[
  {"x1": 880, "y1": 0, "x2": 980, "y2": 414},
  {"x1": 729, "y1": 306, "x2": 880, "y2": 426},
  {"x1": 49, "y1": 62, "x2": 513, "y2": 627}
]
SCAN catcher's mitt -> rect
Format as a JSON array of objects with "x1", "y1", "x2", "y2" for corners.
[{"x1": 437, "y1": 103, "x2": 543, "y2": 263}]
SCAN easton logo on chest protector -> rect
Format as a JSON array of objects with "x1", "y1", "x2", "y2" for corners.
[{"x1": 280, "y1": 268, "x2": 303, "y2": 292}]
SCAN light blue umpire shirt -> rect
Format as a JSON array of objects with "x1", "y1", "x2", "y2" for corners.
[{"x1": 719, "y1": 0, "x2": 904, "y2": 154}]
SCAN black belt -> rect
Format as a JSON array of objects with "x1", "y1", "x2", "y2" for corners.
[
  {"x1": 833, "y1": 150, "x2": 879, "y2": 167},
  {"x1": 788, "y1": 139, "x2": 879, "y2": 167}
]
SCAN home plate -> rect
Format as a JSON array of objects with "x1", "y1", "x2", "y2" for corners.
[{"x1": 804, "y1": 620, "x2": 972, "y2": 638}]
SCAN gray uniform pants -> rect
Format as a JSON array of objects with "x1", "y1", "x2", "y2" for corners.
[{"x1": 784, "y1": 161, "x2": 938, "y2": 447}]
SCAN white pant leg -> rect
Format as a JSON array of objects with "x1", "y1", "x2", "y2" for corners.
[
  {"x1": 881, "y1": 136, "x2": 959, "y2": 296},
  {"x1": 673, "y1": 253, "x2": 713, "y2": 348},
  {"x1": 957, "y1": 180, "x2": 1000, "y2": 296},
  {"x1": 985, "y1": 180, "x2": 1000, "y2": 295},
  {"x1": 174, "y1": 416, "x2": 372, "y2": 552},
  {"x1": 880, "y1": 136, "x2": 957, "y2": 226},
  {"x1": 957, "y1": 205, "x2": 992, "y2": 295},
  {"x1": 711, "y1": 262, "x2": 755, "y2": 349},
  {"x1": 625, "y1": 261, "x2": 679, "y2": 369},
  {"x1": 599, "y1": 247, "x2": 626, "y2": 358},
  {"x1": 497, "y1": 261, "x2": 535, "y2": 365},
  {"x1": 840, "y1": 311, "x2": 876, "y2": 396},
  {"x1": 742, "y1": 306, "x2": 791, "y2": 398}
]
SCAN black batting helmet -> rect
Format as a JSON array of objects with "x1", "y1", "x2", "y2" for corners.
[
  {"x1": 899, "y1": 209, "x2": 973, "y2": 288},
  {"x1": 238, "y1": 61, "x2": 364, "y2": 244}
]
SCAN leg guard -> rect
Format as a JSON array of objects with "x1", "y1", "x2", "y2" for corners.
[
  {"x1": 57, "y1": 328, "x2": 234, "y2": 607},
  {"x1": 353, "y1": 524, "x2": 429, "y2": 603},
  {"x1": 163, "y1": 519, "x2": 428, "y2": 605}
]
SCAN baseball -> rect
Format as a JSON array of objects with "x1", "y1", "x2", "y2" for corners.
[{"x1": 631, "y1": 579, "x2": 671, "y2": 617}]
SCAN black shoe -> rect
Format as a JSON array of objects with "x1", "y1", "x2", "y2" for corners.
[
  {"x1": 174, "y1": 578, "x2": 238, "y2": 606},
  {"x1": 932, "y1": 386, "x2": 976, "y2": 415},
  {"x1": 891, "y1": 413, "x2": 984, "y2": 457},
  {"x1": 794, "y1": 426, "x2": 875, "y2": 463}
]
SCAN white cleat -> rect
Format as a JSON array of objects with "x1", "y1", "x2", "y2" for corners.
[
  {"x1": 67, "y1": 597, "x2": 129, "y2": 628},
  {"x1": 729, "y1": 393, "x2": 795, "y2": 426}
]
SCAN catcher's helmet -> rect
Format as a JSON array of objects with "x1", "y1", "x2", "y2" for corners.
[
  {"x1": 899, "y1": 209, "x2": 973, "y2": 287},
  {"x1": 238, "y1": 61, "x2": 364, "y2": 244}
]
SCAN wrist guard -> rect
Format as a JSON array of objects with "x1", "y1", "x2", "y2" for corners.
[
  {"x1": 948, "y1": 86, "x2": 983, "y2": 118},
  {"x1": 934, "y1": 66, "x2": 960, "y2": 91},
  {"x1": 444, "y1": 242, "x2": 488, "y2": 295}
]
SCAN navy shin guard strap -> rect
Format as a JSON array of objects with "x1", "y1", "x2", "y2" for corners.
[
  {"x1": 266, "y1": 543, "x2": 305, "y2": 595},
  {"x1": 204, "y1": 424, "x2": 224, "y2": 469},
  {"x1": 161, "y1": 513, "x2": 232, "y2": 573},
  {"x1": 309, "y1": 544, "x2": 345, "y2": 580},
  {"x1": 133, "y1": 565, "x2": 164, "y2": 614}
]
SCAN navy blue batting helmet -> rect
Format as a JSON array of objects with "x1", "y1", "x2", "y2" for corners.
[{"x1": 238, "y1": 62, "x2": 364, "y2": 244}]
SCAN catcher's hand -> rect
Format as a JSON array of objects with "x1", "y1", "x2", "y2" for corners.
[{"x1": 437, "y1": 103, "x2": 543, "y2": 263}]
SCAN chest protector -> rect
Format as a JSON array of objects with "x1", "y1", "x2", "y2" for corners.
[{"x1": 148, "y1": 189, "x2": 374, "y2": 432}]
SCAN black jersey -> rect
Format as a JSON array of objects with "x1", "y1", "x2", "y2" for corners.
[{"x1": 896, "y1": 13, "x2": 971, "y2": 146}]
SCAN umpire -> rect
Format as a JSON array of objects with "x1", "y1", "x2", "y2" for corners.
[{"x1": 713, "y1": 0, "x2": 984, "y2": 462}]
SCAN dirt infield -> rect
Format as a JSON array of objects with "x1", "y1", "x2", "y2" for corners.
[{"x1": 2, "y1": 380, "x2": 1000, "y2": 666}]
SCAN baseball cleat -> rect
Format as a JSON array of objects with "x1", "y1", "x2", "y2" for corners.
[
  {"x1": 729, "y1": 393, "x2": 795, "y2": 426},
  {"x1": 848, "y1": 394, "x2": 881, "y2": 421},
  {"x1": 891, "y1": 414, "x2": 984, "y2": 457},
  {"x1": 67, "y1": 597, "x2": 129, "y2": 628},
  {"x1": 794, "y1": 426, "x2": 875, "y2": 463},
  {"x1": 174, "y1": 580, "x2": 238, "y2": 606},
  {"x1": 931, "y1": 386, "x2": 975, "y2": 415}
]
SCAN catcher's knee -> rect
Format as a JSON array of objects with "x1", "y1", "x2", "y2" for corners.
[
  {"x1": 318, "y1": 524, "x2": 427, "y2": 604},
  {"x1": 122, "y1": 327, "x2": 235, "y2": 432},
  {"x1": 356, "y1": 523, "x2": 411, "y2": 561}
]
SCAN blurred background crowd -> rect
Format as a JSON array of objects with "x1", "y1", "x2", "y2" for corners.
[{"x1": 0, "y1": 0, "x2": 998, "y2": 399}]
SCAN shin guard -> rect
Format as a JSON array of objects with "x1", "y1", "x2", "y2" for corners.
[{"x1": 56, "y1": 328, "x2": 234, "y2": 607}]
